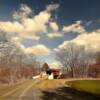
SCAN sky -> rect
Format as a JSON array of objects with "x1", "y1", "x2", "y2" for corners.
[{"x1": 0, "y1": 0, "x2": 100, "y2": 66}]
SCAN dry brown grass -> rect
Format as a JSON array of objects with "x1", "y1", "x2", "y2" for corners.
[{"x1": 35, "y1": 79, "x2": 67, "y2": 90}]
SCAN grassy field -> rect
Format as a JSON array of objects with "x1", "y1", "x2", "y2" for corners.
[{"x1": 67, "y1": 80, "x2": 100, "y2": 95}]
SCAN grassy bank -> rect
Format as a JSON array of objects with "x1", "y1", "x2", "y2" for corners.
[{"x1": 67, "y1": 80, "x2": 100, "y2": 95}]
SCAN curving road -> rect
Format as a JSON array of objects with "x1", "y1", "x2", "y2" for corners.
[{"x1": 0, "y1": 79, "x2": 40, "y2": 100}]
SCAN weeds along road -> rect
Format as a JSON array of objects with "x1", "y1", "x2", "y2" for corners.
[{"x1": 0, "y1": 79, "x2": 40, "y2": 100}]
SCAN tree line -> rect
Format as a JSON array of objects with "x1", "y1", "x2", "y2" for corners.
[
  {"x1": 56, "y1": 43, "x2": 100, "y2": 78},
  {"x1": 0, "y1": 32, "x2": 41, "y2": 84}
]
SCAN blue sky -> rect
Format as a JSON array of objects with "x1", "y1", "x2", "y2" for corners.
[
  {"x1": 1, "y1": 0, "x2": 100, "y2": 22},
  {"x1": 0, "y1": 0, "x2": 100, "y2": 65}
]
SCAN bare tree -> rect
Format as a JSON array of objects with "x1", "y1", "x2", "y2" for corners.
[
  {"x1": 0, "y1": 32, "x2": 42, "y2": 83},
  {"x1": 56, "y1": 43, "x2": 94, "y2": 78}
]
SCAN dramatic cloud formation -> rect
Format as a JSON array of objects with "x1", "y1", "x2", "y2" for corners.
[
  {"x1": 58, "y1": 31, "x2": 100, "y2": 52},
  {"x1": 1, "y1": 3, "x2": 100, "y2": 63},
  {"x1": 47, "y1": 21, "x2": 63, "y2": 38},
  {"x1": 47, "y1": 20, "x2": 86, "y2": 38},
  {"x1": 63, "y1": 21, "x2": 86, "y2": 34},
  {"x1": 11, "y1": 36, "x2": 51, "y2": 56},
  {"x1": 24, "y1": 44, "x2": 51, "y2": 56},
  {"x1": 49, "y1": 22, "x2": 59, "y2": 31},
  {"x1": 13, "y1": 4, "x2": 32, "y2": 20},
  {"x1": 0, "y1": 4, "x2": 60, "y2": 41},
  {"x1": 0, "y1": 21, "x2": 23, "y2": 33},
  {"x1": 56, "y1": 20, "x2": 100, "y2": 52},
  {"x1": 46, "y1": 4, "x2": 59, "y2": 12},
  {"x1": 0, "y1": 3, "x2": 61, "y2": 60}
]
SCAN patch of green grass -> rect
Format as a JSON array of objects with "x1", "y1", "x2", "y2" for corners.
[{"x1": 67, "y1": 80, "x2": 100, "y2": 95}]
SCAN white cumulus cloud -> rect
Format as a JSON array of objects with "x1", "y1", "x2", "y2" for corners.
[
  {"x1": 0, "y1": 4, "x2": 60, "y2": 40},
  {"x1": 58, "y1": 31, "x2": 100, "y2": 52},
  {"x1": 13, "y1": 4, "x2": 32, "y2": 20},
  {"x1": 25, "y1": 44, "x2": 51, "y2": 56},
  {"x1": 49, "y1": 22, "x2": 59, "y2": 31},
  {"x1": 46, "y1": 4, "x2": 59, "y2": 12},
  {"x1": 47, "y1": 32, "x2": 63, "y2": 38},
  {"x1": 63, "y1": 21, "x2": 86, "y2": 34}
]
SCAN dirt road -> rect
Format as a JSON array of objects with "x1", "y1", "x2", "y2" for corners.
[{"x1": 0, "y1": 79, "x2": 40, "y2": 100}]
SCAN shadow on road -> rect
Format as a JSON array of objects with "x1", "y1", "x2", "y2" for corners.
[{"x1": 41, "y1": 87, "x2": 100, "y2": 100}]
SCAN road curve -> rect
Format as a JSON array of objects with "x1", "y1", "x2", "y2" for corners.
[{"x1": 0, "y1": 79, "x2": 40, "y2": 100}]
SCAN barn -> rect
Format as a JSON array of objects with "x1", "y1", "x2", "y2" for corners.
[{"x1": 41, "y1": 63, "x2": 61, "y2": 79}]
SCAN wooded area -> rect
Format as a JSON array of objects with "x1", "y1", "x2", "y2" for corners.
[
  {"x1": 0, "y1": 33, "x2": 41, "y2": 84},
  {"x1": 56, "y1": 43, "x2": 100, "y2": 78}
]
